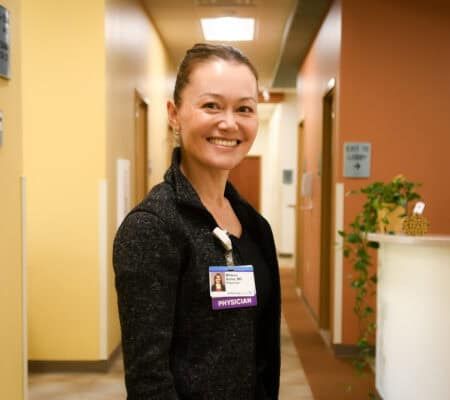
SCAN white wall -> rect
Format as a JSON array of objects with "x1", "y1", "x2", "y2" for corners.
[
  {"x1": 251, "y1": 94, "x2": 298, "y2": 254},
  {"x1": 277, "y1": 94, "x2": 299, "y2": 254}
]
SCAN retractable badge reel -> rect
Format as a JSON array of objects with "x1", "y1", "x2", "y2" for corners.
[{"x1": 209, "y1": 227, "x2": 257, "y2": 310}]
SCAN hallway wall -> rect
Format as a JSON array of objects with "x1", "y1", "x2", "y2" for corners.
[
  {"x1": 22, "y1": 0, "x2": 107, "y2": 360},
  {"x1": 339, "y1": 0, "x2": 450, "y2": 343},
  {"x1": 298, "y1": 0, "x2": 450, "y2": 346},
  {"x1": 340, "y1": 0, "x2": 450, "y2": 233},
  {"x1": 296, "y1": 0, "x2": 342, "y2": 324},
  {"x1": 105, "y1": 0, "x2": 175, "y2": 354},
  {"x1": 21, "y1": 0, "x2": 175, "y2": 362},
  {"x1": 252, "y1": 97, "x2": 299, "y2": 253},
  {"x1": 0, "y1": 1, "x2": 25, "y2": 397},
  {"x1": 277, "y1": 94, "x2": 299, "y2": 255}
]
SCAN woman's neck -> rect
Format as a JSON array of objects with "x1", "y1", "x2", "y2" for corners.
[{"x1": 179, "y1": 154, "x2": 229, "y2": 208}]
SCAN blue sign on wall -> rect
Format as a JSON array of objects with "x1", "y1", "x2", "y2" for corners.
[{"x1": 0, "y1": 5, "x2": 10, "y2": 79}]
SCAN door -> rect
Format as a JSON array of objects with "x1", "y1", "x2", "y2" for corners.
[
  {"x1": 228, "y1": 156, "x2": 261, "y2": 211},
  {"x1": 319, "y1": 88, "x2": 335, "y2": 331},
  {"x1": 134, "y1": 92, "x2": 149, "y2": 204}
]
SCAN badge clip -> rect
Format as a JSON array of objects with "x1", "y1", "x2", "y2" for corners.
[{"x1": 213, "y1": 227, "x2": 234, "y2": 266}]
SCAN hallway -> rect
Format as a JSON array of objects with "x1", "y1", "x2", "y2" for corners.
[
  {"x1": 28, "y1": 265, "x2": 374, "y2": 400},
  {"x1": 28, "y1": 316, "x2": 313, "y2": 400},
  {"x1": 4, "y1": 1, "x2": 450, "y2": 399}
]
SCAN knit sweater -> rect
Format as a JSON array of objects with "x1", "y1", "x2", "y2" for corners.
[{"x1": 113, "y1": 148, "x2": 281, "y2": 400}]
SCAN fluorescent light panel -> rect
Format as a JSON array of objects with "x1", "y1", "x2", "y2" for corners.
[{"x1": 201, "y1": 17, "x2": 255, "y2": 41}]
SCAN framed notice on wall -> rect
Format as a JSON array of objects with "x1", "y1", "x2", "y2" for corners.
[
  {"x1": 343, "y1": 142, "x2": 372, "y2": 178},
  {"x1": 0, "y1": 5, "x2": 10, "y2": 79}
]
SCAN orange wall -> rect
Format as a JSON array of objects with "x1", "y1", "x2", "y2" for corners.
[
  {"x1": 297, "y1": 0, "x2": 341, "y2": 319},
  {"x1": 339, "y1": 0, "x2": 450, "y2": 343},
  {"x1": 298, "y1": 0, "x2": 450, "y2": 344}
]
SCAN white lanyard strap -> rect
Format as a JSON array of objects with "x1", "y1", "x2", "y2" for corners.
[{"x1": 212, "y1": 227, "x2": 234, "y2": 266}]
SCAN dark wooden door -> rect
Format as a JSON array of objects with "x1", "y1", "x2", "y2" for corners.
[{"x1": 228, "y1": 156, "x2": 261, "y2": 211}]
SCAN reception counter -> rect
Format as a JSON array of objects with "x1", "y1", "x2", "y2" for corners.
[{"x1": 368, "y1": 233, "x2": 450, "y2": 400}]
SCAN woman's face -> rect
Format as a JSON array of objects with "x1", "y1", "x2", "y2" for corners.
[
  {"x1": 215, "y1": 274, "x2": 222, "y2": 283},
  {"x1": 168, "y1": 59, "x2": 258, "y2": 171}
]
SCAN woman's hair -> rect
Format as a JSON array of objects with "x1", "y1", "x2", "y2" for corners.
[
  {"x1": 214, "y1": 273, "x2": 223, "y2": 282},
  {"x1": 173, "y1": 43, "x2": 258, "y2": 107}
]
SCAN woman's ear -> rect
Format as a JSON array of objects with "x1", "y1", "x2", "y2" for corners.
[{"x1": 167, "y1": 100, "x2": 179, "y2": 132}]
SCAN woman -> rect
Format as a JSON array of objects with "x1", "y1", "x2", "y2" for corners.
[
  {"x1": 113, "y1": 43, "x2": 281, "y2": 400},
  {"x1": 211, "y1": 273, "x2": 226, "y2": 292}
]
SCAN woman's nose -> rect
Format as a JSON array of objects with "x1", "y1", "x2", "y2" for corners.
[{"x1": 217, "y1": 110, "x2": 238, "y2": 131}]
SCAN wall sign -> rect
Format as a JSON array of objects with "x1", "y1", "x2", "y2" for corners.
[
  {"x1": 282, "y1": 169, "x2": 293, "y2": 184},
  {"x1": 344, "y1": 142, "x2": 371, "y2": 178},
  {"x1": 0, "y1": 5, "x2": 10, "y2": 79}
]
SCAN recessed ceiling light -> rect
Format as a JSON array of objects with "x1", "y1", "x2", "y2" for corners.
[{"x1": 201, "y1": 17, "x2": 255, "y2": 41}]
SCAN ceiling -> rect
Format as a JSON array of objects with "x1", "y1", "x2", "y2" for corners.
[{"x1": 142, "y1": 0, "x2": 331, "y2": 91}]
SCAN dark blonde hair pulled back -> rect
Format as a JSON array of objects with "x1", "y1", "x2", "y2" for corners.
[{"x1": 173, "y1": 43, "x2": 258, "y2": 107}]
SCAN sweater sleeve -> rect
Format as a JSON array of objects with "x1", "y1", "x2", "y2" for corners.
[{"x1": 113, "y1": 211, "x2": 181, "y2": 400}]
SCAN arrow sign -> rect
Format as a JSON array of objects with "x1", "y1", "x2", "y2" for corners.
[{"x1": 343, "y1": 142, "x2": 371, "y2": 178}]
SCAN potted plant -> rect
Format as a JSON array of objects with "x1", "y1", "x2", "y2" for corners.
[{"x1": 338, "y1": 175, "x2": 422, "y2": 372}]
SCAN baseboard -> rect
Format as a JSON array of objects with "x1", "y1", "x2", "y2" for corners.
[
  {"x1": 300, "y1": 294, "x2": 319, "y2": 326},
  {"x1": 332, "y1": 343, "x2": 361, "y2": 358},
  {"x1": 319, "y1": 329, "x2": 332, "y2": 349},
  {"x1": 28, "y1": 343, "x2": 122, "y2": 373}
]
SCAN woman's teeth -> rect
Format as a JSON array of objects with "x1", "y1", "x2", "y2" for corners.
[{"x1": 208, "y1": 138, "x2": 239, "y2": 147}]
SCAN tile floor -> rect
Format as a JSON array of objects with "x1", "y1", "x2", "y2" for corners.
[{"x1": 28, "y1": 315, "x2": 314, "y2": 400}]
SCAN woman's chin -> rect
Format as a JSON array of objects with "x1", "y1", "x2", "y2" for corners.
[{"x1": 200, "y1": 153, "x2": 246, "y2": 171}]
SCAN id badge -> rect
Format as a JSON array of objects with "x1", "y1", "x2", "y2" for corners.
[{"x1": 209, "y1": 265, "x2": 257, "y2": 310}]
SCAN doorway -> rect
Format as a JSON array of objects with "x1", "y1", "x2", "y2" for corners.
[
  {"x1": 319, "y1": 87, "x2": 335, "y2": 332},
  {"x1": 134, "y1": 92, "x2": 149, "y2": 204},
  {"x1": 228, "y1": 156, "x2": 261, "y2": 211}
]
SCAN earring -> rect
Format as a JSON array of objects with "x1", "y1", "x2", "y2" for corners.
[{"x1": 173, "y1": 127, "x2": 181, "y2": 146}]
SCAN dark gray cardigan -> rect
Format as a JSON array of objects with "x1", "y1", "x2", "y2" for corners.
[{"x1": 113, "y1": 149, "x2": 281, "y2": 400}]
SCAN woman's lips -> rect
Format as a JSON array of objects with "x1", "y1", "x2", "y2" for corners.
[{"x1": 207, "y1": 137, "x2": 241, "y2": 147}]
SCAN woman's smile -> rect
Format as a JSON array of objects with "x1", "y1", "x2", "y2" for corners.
[{"x1": 207, "y1": 137, "x2": 241, "y2": 148}]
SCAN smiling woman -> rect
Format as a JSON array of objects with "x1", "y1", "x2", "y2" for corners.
[
  {"x1": 113, "y1": 43, "x2": 281, "y2": 400},
  {"x1": 167, "y1": 57, "x2": 258, "y2": 176}
]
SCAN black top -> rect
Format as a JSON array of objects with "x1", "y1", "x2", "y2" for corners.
[
  {"x1": 113, "y1": 147, "x2": 281, "y2": 400},
  {"x1": 229, "y1": 230, "x2": 273, "y2": 399},
  {"x1": 229, "y1": 230, "x2": 272, "y2": 321}
]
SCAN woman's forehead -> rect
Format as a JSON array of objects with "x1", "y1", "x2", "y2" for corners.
[{"x1": 186, "y1": 59, "x2": 258, "y2": 96}]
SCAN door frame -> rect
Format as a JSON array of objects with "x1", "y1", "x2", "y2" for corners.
[
  {"x1": 319, "y1": 87, "x2": 336, "y2": 331},
  {"x1": 134, "y1": 90, "x2": 149, "y2": 204},
  {"x1": 295, "y1": 120, "x2": 306, "y2": 290}
]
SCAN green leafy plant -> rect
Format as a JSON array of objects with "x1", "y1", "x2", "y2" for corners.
[{"x1": 338, "y1": 175, "x2": 422, "y2": 373}]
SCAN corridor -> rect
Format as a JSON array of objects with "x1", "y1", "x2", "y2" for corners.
[
  {"x1": 3, "y1": 1, "x2": 450, "y2": 400},
  {"x1": 28, "y1": 264, "x2": 374, "y2": 400}
]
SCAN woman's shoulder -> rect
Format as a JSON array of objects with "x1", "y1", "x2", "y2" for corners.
[
  {"x1": 118, "y1": 182, "x2": 180, "y2": 235},
  {"x1": 142, "y1": 181, "x2": 177, "y2": 208}
]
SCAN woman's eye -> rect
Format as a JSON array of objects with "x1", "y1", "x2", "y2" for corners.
[
  {"x1": 202, "y1": 102, "x2": 220, "y2": 110},
  {"x1": 238, "y1": 105, "x2": 254, "y2": 113}
]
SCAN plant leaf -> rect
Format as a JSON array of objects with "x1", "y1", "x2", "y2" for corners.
[{"x1": 347, "y1": 233, "x2": 362, "y2": 243}]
